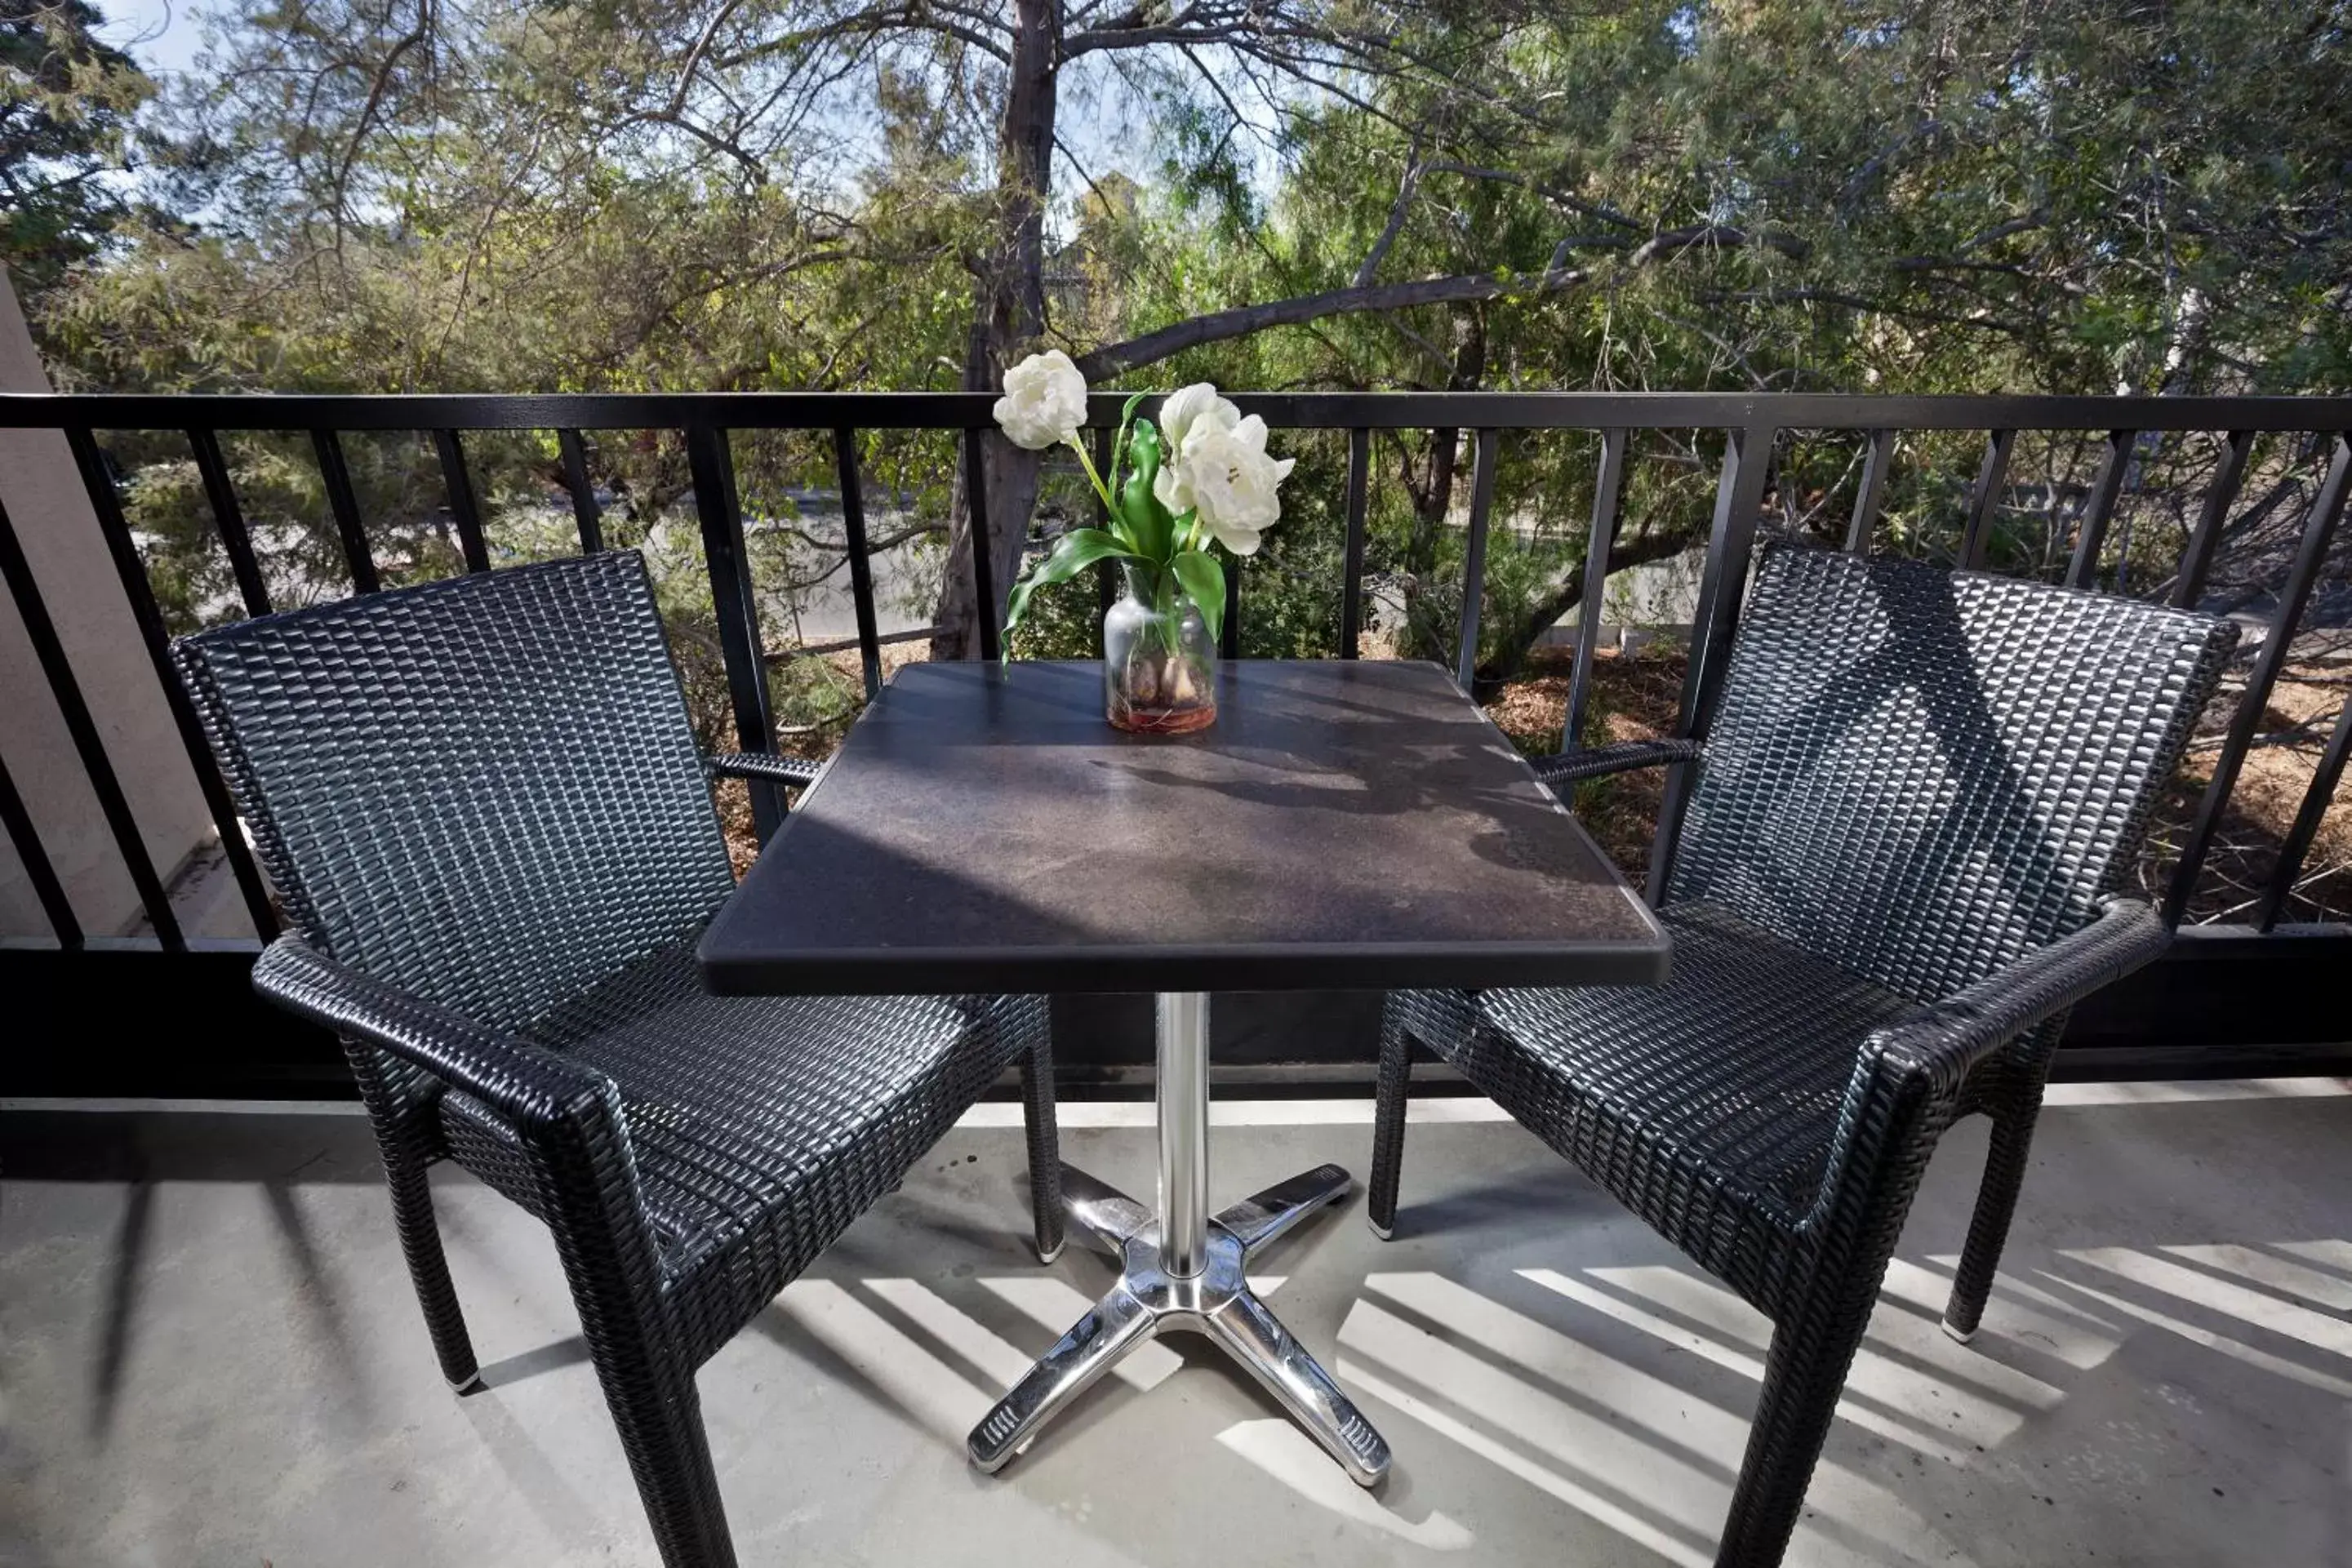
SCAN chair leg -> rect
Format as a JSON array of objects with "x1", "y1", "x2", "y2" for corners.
[
  {"x1": 1942, "y1": 1104, "x2": 2040, "y2": 1342},
  {"x1": 1366, "y1": 999, "x2": 1412, "y2": 1240},
  {"x1": 1714, "y1": 1304, "x2": 1872, "y2": 1568},
  {"x1": 586, "y1": 1344, "x2": 737, "y2": 1568},
  {"x1": 1020, "y1": 1033, "x2": 1065, "y2": 1264},
  {"x1": 379, "y1": 1137, "x2": 482, "y2": 1393}
]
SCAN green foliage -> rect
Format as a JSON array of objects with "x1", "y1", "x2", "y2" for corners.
[
  {"x1": 1, "y1": 0, "x2": 153, "y2": 296},
  {"x1": 22, "y1": 0, "x2": 2352, "y2": 700}
]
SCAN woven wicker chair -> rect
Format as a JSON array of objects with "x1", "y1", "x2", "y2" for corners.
[
  {"x1": 1368, "y1": 544, "x2": 2235, "y2": 1568},
  {"x1": 174, "y1": 551, "x2": 1062, "y2": 1568}
]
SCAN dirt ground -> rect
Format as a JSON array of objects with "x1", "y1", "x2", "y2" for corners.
[{"x1": 1481, "y1": 646, "x2": 1687, "y2": 895}]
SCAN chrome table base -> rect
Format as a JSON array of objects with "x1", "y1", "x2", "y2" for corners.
[{"x1": 967, "y1": 993, "x2": 1393, "y2": 1487}]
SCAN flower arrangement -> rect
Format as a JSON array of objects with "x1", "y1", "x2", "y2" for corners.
[{"x1": 993, "y1": 349, "x2": 1294, "y2": 731}]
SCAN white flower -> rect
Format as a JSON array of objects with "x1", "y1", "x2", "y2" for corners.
[
  {"x1": 1154, "y1": 382, "x2": 1240, "y2": 457},
  {"x1": 992, "y1": 350, "x2": 1088, "y2": 451},
  {"x1": 1157, "y1": 413, "x2": 1293, "y2": 556},
  {"x1": 1149, "y1": 384, "x2": 1243, "y2": 517}
]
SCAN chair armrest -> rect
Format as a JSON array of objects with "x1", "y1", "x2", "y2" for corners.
[
  {"x1": 1529, "y1": 738, "x2": 1703, "y2": 787},
  {"x1": 251, "y1": 935, "x2": 602, "y2": 1131},
  {"x1": 1865, "y1": 896, "x2": 2171, "y2": 1096},
  {"x1": 705, "y1": 751, "x2": 823, "y2": 788},
  {"x1": 1803, "y1": 897, "x2": 2170, "y2": 1245}
]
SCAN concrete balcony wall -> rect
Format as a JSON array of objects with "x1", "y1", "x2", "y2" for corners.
[{"x1": 0, "y1": 272, "x2": 237, "y2": 942}]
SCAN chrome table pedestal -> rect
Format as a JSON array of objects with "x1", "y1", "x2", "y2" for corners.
[{"x1": 967, "y1": 992, "x2": 1393, "y2": 1486}]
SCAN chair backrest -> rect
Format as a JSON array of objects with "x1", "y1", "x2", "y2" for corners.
[
  {"x1": 177, "y1": 551, "x2": 736, "y2": 1033},
  {"x1": 1666, "y1": 544, "x2": 2235, "y2": 1003}
]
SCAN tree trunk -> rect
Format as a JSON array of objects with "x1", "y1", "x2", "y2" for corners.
[
  {"x1": 933, "y1": 0, "x2": 1057, "y2": 661},
  {"x1": 1400, "y1": 310, "x2": 1486, "y2": 659},
  {"x1": 1478, "y1": 522, "x2": 1707, "y2": 686}
]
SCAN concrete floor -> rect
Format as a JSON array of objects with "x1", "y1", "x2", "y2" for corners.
[{"x1": 2, "y1": 1083, "x2": 2348, "y2": 1567}]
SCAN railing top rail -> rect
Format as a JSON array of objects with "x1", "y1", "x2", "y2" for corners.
[{"x1": 6, "y1": 389, "x2": 2352, "y2": 433}]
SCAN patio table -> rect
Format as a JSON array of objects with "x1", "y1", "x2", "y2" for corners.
[{"x1": 699, "y1": 658, "x2": 1669, "y2": 1486}]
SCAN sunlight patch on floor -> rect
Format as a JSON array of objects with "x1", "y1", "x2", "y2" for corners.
[
  {"x1": 1341, "y1": 1273, "x2": 1969, "y2": 1568},
  {"x1": 1590, "y1": 1265, "x2": 2061, "y2": 1442},
  {"x1": 2159, "y1": 1243, "x2": 2352, "y2": 1312},
  {"x1": 1878, "y1": 1256, "x2": 2122, "y2": 1370},
  {"x1": 1215, "y1": 1420, "x2": 1476, "y2": 1551},
  {"x1": 771, "y1": 1279, "x2": 993, "y2": 1446}
]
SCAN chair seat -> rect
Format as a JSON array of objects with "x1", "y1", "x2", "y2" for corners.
[
  {"x1": 1464, "y1": 901, "x2": 1920, "y2": 1244},
  {"x1": 440, "y1": 939, "x2": 1022, "y2": 1333}
]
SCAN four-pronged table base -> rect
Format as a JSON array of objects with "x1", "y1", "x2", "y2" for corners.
[{"x1": 966, "y1": 1161, "x2": 1393, "y2": 1486}]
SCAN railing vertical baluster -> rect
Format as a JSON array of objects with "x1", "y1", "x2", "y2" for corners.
[
  {"x1": 685, "y1": 424, "x2": 783, "y2": 840},
  {"x1": 832, "y1": 426, "x2": 883, "y2": 700},
  {"x1": 1093, "y1": 424, "x2": 1118, "y2": 646},
  {"x1": 64, "y1": 428, "x2": 282, "y2": 938},
  {"x1": 1648, "y1": 423, "x2": 1776, "y2": 904},
  {"x1": 2165, "y1": 430, "x2": 2352, "y2": 924},
  {"x1": 556, "y1": 428, "x2": 603, "y2": 553},
  {"x1": 432, "y1": 429, "x2": 491, "y2": 574},
  {"x1": 1339, "y1": 427, "x2": 1371, "y2": 659},
  {"x1": 0, "y1": 748, "x2": 81, "y2": 948},
  {"x1": 1455, "y1": 429, "x2": 1501, "y2": 691},
  {"x1": 188, "y1": 429, "x2": 271, "y2": 616},
  {"x1": 2170, "y1": 429, "x2": 2252, "y2": 609},
  {"x1": 1959, "y1": 428, "x2": 2015, "y2": 569},
  {"x1": 2064, "y1": 429, "x2": 2134, "y2": 589},
  {"x1": 309, "y1": 429, "x2": 380, "y2": 593},
  {"x1": 963, "y1": 428, "x2": 1002, "y2": 662},
  {"x1": 1845, "y1": 428, "x2": 1894, "y2": 553},
  {"x1": 0, "y1": 495, "x2": 167, "y2": 944},
  {"x1": 1563, "y1": 427, "x2": 1629, "y2": 753},
  {"x1": 2254, "y1": 698, "x2": 2352, "y2": 931}
]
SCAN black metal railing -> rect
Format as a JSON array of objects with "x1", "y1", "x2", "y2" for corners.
[{"x1": 2, "y1": 389, "x2": 2348, "y2": 1092}]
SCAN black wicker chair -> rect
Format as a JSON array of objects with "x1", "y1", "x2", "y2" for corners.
[
  {"x1": 1368, "y1": 544, "x2": 2235, "y2": 1567},
  {"x1": 174, "y1": 551, "x2": 1063, "y2": 1568}
]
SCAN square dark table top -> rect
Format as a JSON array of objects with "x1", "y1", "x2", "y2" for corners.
[{"x1": 699, "y1": 660, "x2": 1669, "y2": 997}]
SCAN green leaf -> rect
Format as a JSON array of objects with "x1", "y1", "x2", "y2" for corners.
[
  {"x1": 1169, "y1": 549, "x2": 1226, "y2": 644},
  {"x1": 1123, "y1": 418, "x2": 1167, "y2": 558},
  {"x1": 1004, "y1": 527, "x2": 1140, "y2": 637}
]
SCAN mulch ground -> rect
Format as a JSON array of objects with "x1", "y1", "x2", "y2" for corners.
[{"x1": 1481, "y1": 645, "x2": 1687, "y2": 894}]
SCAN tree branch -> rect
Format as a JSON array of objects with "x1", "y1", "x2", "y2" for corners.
[
  {"x1": 1078, "y1": 213, "x2": 1824, "y2": 379},
  {"x1": 1626, "y1": 222, "x2": 1810, "y2": 268},
  {"x1": 1354, "y1": 146, "x2": 1423, "y2": 287},
  {"x1": 1417, "y1": 160, "x2": 1644, "y2": 232},
  {"x1": 1076, "y1": 267, "x2": 1587, "y2": 378},
  {"x1": 325, "y1": 0, "x2": 432, "y2": 230},
  {"x1": 1703, "y1": 287, "x2": 2023, "y2": 335}
]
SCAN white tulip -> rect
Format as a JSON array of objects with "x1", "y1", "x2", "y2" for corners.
[
  {"x1": 1149, "y1": 384, "x2": 1245, "y2": 517},
  {"x1": 1159, "y1": 414, "x2": 1293, "y2": 557},
  {"x1": 1155, "y1": 382, "x2": 1240, "y2": 457},
  {"x1": 992, "y1": 350, "x2": 1088, "y2": 451}
]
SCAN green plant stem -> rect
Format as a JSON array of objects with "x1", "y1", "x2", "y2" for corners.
[
  {"x1": 1065, "y1": 434, "x2": 1118, "y2": 512},
  {"x1": 1109, "y1": 408, "x2": 1136, "y2": 500}
]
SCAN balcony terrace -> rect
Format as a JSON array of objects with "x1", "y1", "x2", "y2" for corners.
[
  {"x1": 2, "y1": 385, "x2": 2347, "y2": 1566},
  {"x1": 5, "y1": 1080, "x2": 2348, "y2": 1566}
]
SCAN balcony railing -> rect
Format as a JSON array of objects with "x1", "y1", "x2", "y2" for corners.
[{"x1": 2, "y1": 390, "x2": 2347, "y2": 1094}]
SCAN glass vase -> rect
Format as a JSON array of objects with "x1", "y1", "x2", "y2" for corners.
[{"x1": 1103, "y1": 566, "x2": 1218, "y2": 733}]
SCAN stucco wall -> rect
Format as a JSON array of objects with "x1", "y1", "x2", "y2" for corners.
[{"x1": 0, "y1": 272, "x2": 237, "y2": 941}]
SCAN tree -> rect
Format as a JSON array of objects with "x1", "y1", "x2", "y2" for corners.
[
  {"x1": 36, "y1": 0, "x2": 2352, "y2": 683},
  {"x1": 0, "y1": 0, "x2": 153, "y2": 295}
]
